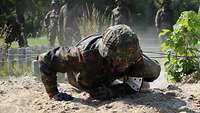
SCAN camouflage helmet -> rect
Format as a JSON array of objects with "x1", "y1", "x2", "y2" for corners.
[
  {"x1": 98, "y1": 25, "x2": 142, "y2": 63},
  {"x1": 115, "y1": 0, "x2": 124, "y2": 3},
  {"x1": 162, "y1": 0, "x2": 171, "y2": 5},
  {"x1": 51, "y1": 0, "x2": 59, "y2": 4}
]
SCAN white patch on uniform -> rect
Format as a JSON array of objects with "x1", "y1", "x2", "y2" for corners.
[{"x1": 125, "y1": 77, "x2": 143, "y2": 92}]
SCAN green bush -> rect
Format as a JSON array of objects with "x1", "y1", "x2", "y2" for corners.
[{"x1": 161, "y1": 11, "x2": 200, "y2": 82}]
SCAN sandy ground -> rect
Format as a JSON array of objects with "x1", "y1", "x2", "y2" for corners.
[
  {"x1": 0, "y1": 75, "x2": 199, "y2": 113},
  {"x1": 0, "y1": 26, "x2": 199, "y2": 113}
]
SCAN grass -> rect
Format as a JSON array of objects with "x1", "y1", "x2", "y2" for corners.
[
  {"x1": 0, "y1": 63, "x2": 32, "y2": 78},
  {"x1": 0, "y1": 36, "x2": 62, "y2": 48},
  {"x1": 79, "y1": 5, "x2": 110, "y2": 38},
  {"x1": 0, "y1": 36, "x2": 49, "y2": 78},
  {"x1": 12, "y1": 36, "x2": 48, "y2": 48}
]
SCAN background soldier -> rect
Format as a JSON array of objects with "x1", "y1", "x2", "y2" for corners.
[
  {"x1": 59, "y1": 0, "x2": 81, "y2": 47},
  {"x1": 111, "y1": 0, "x2": 133, "y2": 27},
  {"x1": 16, "y1": 0, "x2": 28, "y2": 47},
  {"x1": 44, "y1": 0, "x2": 60, "y2": 47},
  {"x1": 155, "y1": 0, "x2": 173, "y2": 37},
  {"x1": 38, "y1": 25, "x2": 160, "y2": 101},
  {"x1": 3, "y1": 16, "x2": 26, "y2": 48}
]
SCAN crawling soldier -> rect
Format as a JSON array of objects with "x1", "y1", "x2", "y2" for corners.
[{"x1": 38, "y1": 25, "x2": 161, "y2": 101}]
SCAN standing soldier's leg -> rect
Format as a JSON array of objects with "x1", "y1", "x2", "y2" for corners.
[
  {"x1": 18, "y1": 35, "x2": 24, "y2": 47},
  {"x1": 73, "y1": 29, "x2": 81, "y2": 45},
  {"x1": 18, "y1": 32, "x2": 28, "y2": 47},
  {"x1": 65, "y1": 30, "x2": 72, "y2": 46},
  {"x1": 48, "y1": 31, "x2": 56, "y2": 47},
  {"x1": 58, "y1": 34, "x2": 64, "y2": 47}
]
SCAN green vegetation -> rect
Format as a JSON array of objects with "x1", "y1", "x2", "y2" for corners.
[
  {"x1": 0, "y1": 62, "x2": 32, "y2": 78},
  {"x1": 161, "y1": 11, "x2": 200, "y2": 82},
  {"x1": 12, "y1": 37, "x2": 49, "y2": 48},
  {"x1": 1, "y1": 0, "x2": 199, "y2": 34},
  {"x1": 79, "y1": 5, "x2": 110, "y2": 38},
  {"x1": 0, "y1": 36, "x2": 62, "y2": 48}
]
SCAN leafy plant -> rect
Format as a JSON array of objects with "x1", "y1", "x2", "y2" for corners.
[{"x1": 161, "y1": 11, "x2": 200, "y2": 82}]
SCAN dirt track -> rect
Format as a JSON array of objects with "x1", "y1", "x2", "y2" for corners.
[
  {"x1": 0, "y1": 27, "x2": 199, "y2": 113},
  {"x1": 0, "y1": 75, "x2": 199, "y2": 113}
]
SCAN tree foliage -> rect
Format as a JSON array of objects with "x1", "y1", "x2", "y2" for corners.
[
  {"x1": 0, "y1": 0, "x2": 199, "y2": 34},
  {"x1": 161, "y1": 11, "x2": 200, "y2": 82}
]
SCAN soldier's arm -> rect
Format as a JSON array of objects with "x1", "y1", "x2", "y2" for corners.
[
  {"x1": 38, "y1": 47, "x2": 81, "y2": 101},
  {"x1": 58, "y1": 7, "x2": 64, "y2": 38},
  {"x1": 44, "y1": 11, "x2": 51, "y2": 28},
  {"x1": 110, "y1": 10, "x2": 115, "y2": 26},
  {"x1": 155, "y1": 10, "x2": 161, "y2": 29}
]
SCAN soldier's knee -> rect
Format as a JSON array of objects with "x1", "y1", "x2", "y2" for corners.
[
  {"x1": 148, "y1": 59, "x2": 160, "y2": 81},
  {"x1": 143, "y1": 57, "x2": 161, "y2": 82}
]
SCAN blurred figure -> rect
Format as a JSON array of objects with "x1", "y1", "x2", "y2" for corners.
[
  {"x1": 155, "y1": 0, "x2": 173, "y2": 42},
  {"x1": 44, "y1": 0, "x2": 60, "y2": 47},
  {"x1": 3, "y1": 16, "x2": 27, "y2": 48},
  {"x1": 111, "y1": 0, "x2": 133, "y2": 27},
  {"x1": 59, "y1": 0, "x2": 81, "y2": 47},
  {"x1": 16, "y1": 2, "x2": 28, "y2": 47}
]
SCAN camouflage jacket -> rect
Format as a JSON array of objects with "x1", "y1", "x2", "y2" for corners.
[
  {"x1": 38, "y1": 34, "x2": 160, "y2": 98},
  {"x1": 44, "y1": 9, "x2": 59, "y2": 30}
]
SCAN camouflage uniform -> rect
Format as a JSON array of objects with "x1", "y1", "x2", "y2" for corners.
[
  {"x1": 111, "y1": 0, "x2": 133, "y2": 27},
  {"x1": 155, "y1": 0, "x2": 173, "y2": 34},
  {"x1": 38, "y1": 25, "x2": 161, "y2": 101},
  {"x1": 44, "y1": 0, "x2": 60, "y2": 47},
  {"x1": 3, "y1": 16, "x2": 26, "y2": 48},
  {"x1": 59, "y1": 0, "x2": 81, "y2": 47}
]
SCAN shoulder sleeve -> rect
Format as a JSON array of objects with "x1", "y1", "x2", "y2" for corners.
[
  {"x1": 155, "y1": 9, "x2": 162, "y2": 27},
  {"x1": 38, "y1": 47, "x2": 81, "y2": 97},
  {"x1": 38, "y1": 47, "x2": 83, "y2": 73}
]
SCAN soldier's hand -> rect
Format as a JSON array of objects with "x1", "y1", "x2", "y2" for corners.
[
  {"x1": 52, "y1": 92, "x2": 73, "y2": 101},
  {"x1": 89, "y1": 86, "x2": 114, "y2": 100},
  {"x1": 195, "y1": 95, "x2": 200, "y2": 109}
]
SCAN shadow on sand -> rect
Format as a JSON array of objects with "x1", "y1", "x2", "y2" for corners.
[{"x1": 71, "y1": 90, "x2": 198, "y2": 113}]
